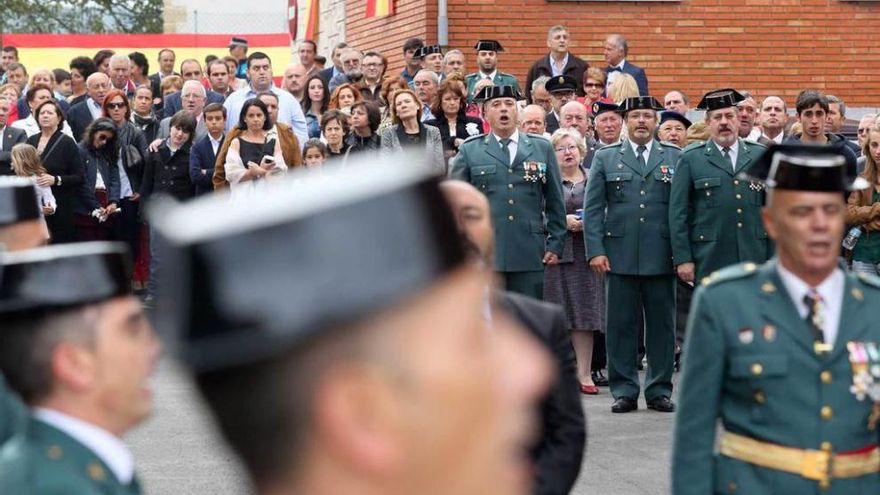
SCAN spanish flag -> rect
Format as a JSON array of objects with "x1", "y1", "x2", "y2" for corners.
[
  {"x1": 365, "y1": 0, "x2": 394, "y2": 18},
  {"x1": 302, "y1": 0, "x2": 320, "y2": 40}
]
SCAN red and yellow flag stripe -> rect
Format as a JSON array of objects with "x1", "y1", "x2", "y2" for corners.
[{"x1": 365, "y1": 0, "x2": 394, "y2": 18}]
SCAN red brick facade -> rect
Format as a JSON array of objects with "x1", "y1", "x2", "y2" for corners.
[{"x1": 346, "y1": 0, "x2": 880, "y2": 107}]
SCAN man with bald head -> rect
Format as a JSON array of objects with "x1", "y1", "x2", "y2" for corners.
[
  {"x1": 440, "y1": 180, "x2": 585, "y2": 495},
  {"x1": 66, "y1": 71, "x2": 111, "y2": 139},
  {"x1": 283, "y1": 63, "x2": 307, "y2": 101},
  {"x1": 759, "y1": 95, "x2": 788, "y2": 144},
  {"x1": 664, "y1": 90, "x2": 689, "y2": 115},
  {"x1": 519, "y1": 104, "x2": 547, "y2": 137}
]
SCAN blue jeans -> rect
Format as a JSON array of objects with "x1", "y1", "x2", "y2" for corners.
[{"x1": 852, "y1": 260, "x2": 880, "y2": 276}]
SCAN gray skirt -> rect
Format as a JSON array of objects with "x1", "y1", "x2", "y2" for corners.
[{"x1": 544, "y1": 234, "x2": 606, "y2": 332}]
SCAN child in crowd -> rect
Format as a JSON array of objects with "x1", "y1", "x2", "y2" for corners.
[{"x1": 303, "y1": 139, "x2": 329, "y2": 168}]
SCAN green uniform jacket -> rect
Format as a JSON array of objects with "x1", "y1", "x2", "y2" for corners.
[
  {"x1": 583, "y1": 140, "x2": 681, "y2": 275},
  {"x1": 673, "y1": 260, "x2": 880, "y2": 495},
  {"x1": 0, "y1": 376, "x2": 27, "y2": 447},
  {"x1": 0, "y1": 417, "x2": 141, "y2": 495},
  {"x1": 669, "y1": 138, "x2": 772, "y2": 282},
  {"x1": 450, "y1": 133, "x2": 566, "y2": 272},
  {"x1": 464, "y1": 71, "x2": 522, "y2": 101}
]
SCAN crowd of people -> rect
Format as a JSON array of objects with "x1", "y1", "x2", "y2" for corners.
[{"x1": 2, "y1": 22, "x2": 880, "y2": 495}]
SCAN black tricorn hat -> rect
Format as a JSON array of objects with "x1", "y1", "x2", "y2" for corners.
[
  {"x1": 474, "y1": 40, "x2": 504, "y2": 52},
  {"x1": 0, "y1": 177, "x2": 41, "y2": 227},
  {"x1": 740, "y1": 143, "x2": 868, "y2": 192},
  {"x1": 0, "y1": 242, "x2": 131, "y2": 317},
  {"x1": 474, "y1": 84, "x2": 522, "y2": 103},
  {"x1": 590, "y1": 100, "x2": 621, "y2": 117},
  {"x1": 659, "y1": 111, "x2": 693, "y2": 129},
  {"x1": 544, "y1": 75, "x2": 578, "y2": 94},
  {"x1": 414, "y1": 44, "x2": 443, "y2": 59},
  {"x1": 696, "y1": 88, "x2": 746, "y2": 112},
  {"x1": 150, "y1": 160, "x2": 467, "y2": 373},
  {"x1": 619, "y1": 96, "x2": 664, "y2": 115}
]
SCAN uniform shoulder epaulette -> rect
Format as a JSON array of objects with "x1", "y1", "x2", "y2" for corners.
[
  {"x1": 461, "y1": 133, "x2": 486, "y2": 145},
  {"x1": 854, "y1": 271, "x2": 880, "y2": 290},
  {"x1": 742, "y1": 139, "x2": 768, "y2": 149},
  {"x1": 700, "y1": 261, "x2": 761, "y2": 287},
  {"x1": 682, "y1": 141, "x2": 704, "y2": 153},
  {"x1": 523, "y1": 132, "x2": 549, "y2": 143},
  {"x1": 659, "y1": 141, "x2": 682, "y2": 150},
  {"x1": 464, "y1": 72, "x2": 478, "y2": 80}
]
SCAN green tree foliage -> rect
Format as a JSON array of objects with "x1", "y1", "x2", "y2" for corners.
[{"x1": 2, "y1": 0, "x2": 164, "y2": 34}]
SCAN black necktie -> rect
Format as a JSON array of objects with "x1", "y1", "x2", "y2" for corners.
[
  {"x1": 500, "y1": 138, "x2": 511, "y2": 166},
  {"x1": 636, "y1": 145, "x2": 647, "y2": 171},
  {"x1": 722, "y1": 147, "x2": 734, "y2": 171},
  {"x1": 608, "y1": 66, "x2": 621, "y2": 73}
]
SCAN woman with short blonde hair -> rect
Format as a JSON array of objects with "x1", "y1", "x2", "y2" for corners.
[{"x1": 608, "y1": 73, "x2": 639, "y2": 103}]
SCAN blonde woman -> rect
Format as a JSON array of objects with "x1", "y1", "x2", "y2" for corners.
[
  {"x1": 10, "y1": 143, "x2": 56, "y2": 216},
  {"x1": 608, "y1": 73, "x2": 639, "y2": 104}
]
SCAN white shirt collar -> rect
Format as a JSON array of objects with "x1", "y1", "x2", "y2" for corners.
[
  {"x1": 613, "y1": 59, "x2": 627, "y2": 70},
  {"x1": 763, "y1": 131, "x2": 784, "y2": 144},
  {"x1": 776, "y1": 262, "x2": 845, "y2": 344},
  {"x1": 713, "y1": 138, "x2": 739, "y2": 157},
  {"x1": 628, "y1": 139, "x2": 654, "y2": 157},
  {"x1": 492, "y1": 129, "x2": 519, "y2": 145},
  {"x1": 480, "y1": 70, "x2": 497, "y2": 80},
  {"x1": 33, "y1": 408, "x2": 135, "y2": 484}
]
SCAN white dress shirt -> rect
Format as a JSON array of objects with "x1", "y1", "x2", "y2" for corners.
[
  {"x1": 11, "y1": 115, "x2": 74, "y2": 138},
  {"x1": 746, "y1": 127, "x2": 763, "y2": 142},
  {"x1": 480, "y1": 70, "x2": 497, "y2": 81},
  {"x1": 492, "y1": 130, "x2": 519, "y2": 166},
  {"x1": 606, "y1": 59, "x2": 627, "y2": 90},
  {"x1": 776, "y1": 263, "x2": 844, "y2": 347},
  {"x1": 628, "y1": 139, "x2": 654, "y2": 164},
  {"x1": 33, "y1": 407, "x2": 135, "y2": 484},
  {"x1": 713, "y1": 139, "x2": 739, "y2": 171},
  {"x1": 549, "y1": 53, "x2": 570, "y2": 77},
  {"x1": 762, "y1": 131, "x2": 784, "y2": 144},
  {"x1": 87, "y1": 98, "x2": 103, "y2": 120}
]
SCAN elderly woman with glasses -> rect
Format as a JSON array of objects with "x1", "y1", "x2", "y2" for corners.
[{"x1": 543, "y1": 127, "x2": 606, "y2": 395}]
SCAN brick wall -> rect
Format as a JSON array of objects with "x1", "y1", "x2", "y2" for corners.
[
  {"x1": 346, "y1": 0, "x2": 880, "y2": 107},
  {"x1": 345, "y1": 0, "x2": 437, "y2": 77}
]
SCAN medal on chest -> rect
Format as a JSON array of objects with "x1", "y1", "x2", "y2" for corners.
[
  {"x1": 749, "y1": 180, "x2": 766, "y2": 192},
  {"x1": 847, "y1": 341, "x2": 880, "y2": 430},
  {"x1": 523, "y1": 161, "x2": 547, "y2": 183},
  {"x1": 659, "y1": 165, "x2": 674, "y2": 183}
]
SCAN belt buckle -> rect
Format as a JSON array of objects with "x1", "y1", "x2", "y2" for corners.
[{"x1": 801, "y1": 449, "x2": 833, "y2": 486}]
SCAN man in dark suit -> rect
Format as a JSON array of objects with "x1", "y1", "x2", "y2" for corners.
[
  {"x1": 66, "y1": 72, "x2": 111, "y2": 141},
  {"x1": 603, "y1": 34, "x2": 649, "y2": 96},
  {"x1": 162, "y1": 59, "x2": 224, "y2": 118},
  {"x1": 0, "y1": 99, "x2": 27, "y2": 175},
  {"x1": 758, "y1": 95, "x2": 788, "y2": 145},
  {"x1": 148, "y1": 48, "x2": 178, "y2": 101},
  {"x1": 318, "y1": 41, "x2": 349, "y2": 84},
  {"x1": 441, "y1": 180, "x2": 585, "y2": 495},
  {"x1": 189, "y1": 103, "x2": 225, "y2": 196},
  {"x1": 525, "y1": 25, "x2": 589, "y2": 104}
]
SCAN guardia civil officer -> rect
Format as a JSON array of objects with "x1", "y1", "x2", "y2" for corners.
[
  {"x1": 150, "y1": 159, "x2": 553, "y2": 495},
  {"x1": 583, "y1": 96, "x2": 681, "y2": 413},
  {"x1": 464, "y1": 40, "x2": 522, "y2": 102},
  {"x1": 673, "y1": 144, "x2": 880, "y2": 494},
  {"x1": 450, "y1": 85, "x2": 566, "y2": 299},
  {"x1": 0, "y1": 177, "x2": 47, "y2": 447},
  {"x1": 0, "y1": 242, "x2": 159, "y2": 494},
  {"x1": 669, "y1": 88, "x2": 771, "y2": 285}
]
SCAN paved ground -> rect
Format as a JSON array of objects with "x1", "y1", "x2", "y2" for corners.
[{"x1": 129, "y1": 360, "x2": 675, "y2": 495}]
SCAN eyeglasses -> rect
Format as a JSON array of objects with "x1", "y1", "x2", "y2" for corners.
[
  {"x1": 584, "y1": 83, "x2": 604, "y2": 88},
  {"x1": 858, "y1": 128, "x2": 871, "y2": 135},
  {"x1": 555, "y1": 145, "x2": 579, "y2": 154},
  {"x1": 106, "y1": 102, "x2": 126, "y2": 110}
]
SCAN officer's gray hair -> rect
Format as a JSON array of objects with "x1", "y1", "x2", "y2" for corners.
[
  {"x1": 826, "y1": 95, "x2": 846, "y2": 117},
  {"x1": 532, "y1": 75, "x2": 551, "y2": 92},
  {"x1": 0, "y1": 305, "x2": 99, "y2": 404},
  {"x1": 608, "y1": 33, "x2": 628, "y2": 56},
  {"x1": 108, "y1": 54, "x2": 131, "y2": 69}
]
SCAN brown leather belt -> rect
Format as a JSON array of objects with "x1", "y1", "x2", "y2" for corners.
[{"x1": 719, "y1": 430, "x2": 880, "y2": 487}]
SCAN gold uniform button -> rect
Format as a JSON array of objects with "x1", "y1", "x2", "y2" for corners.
[
  {"x1": 640, "y1": 218, "x2": 645, "y2": 223},
  {"x1": 639, "y1": 204, "x2": 645, "y2": 209},
  {"x1": 640, "y1": 190, "x2": 646, "y2": 195},
  {"x1": 751, "y1": 363, "x2": 763, "y2": 375},
  {"x1": 508, "y1": 199, "x2": 514, "y2": 205},
  {"x1": 480, "y1": 171, "x2": 486, "y2": 175},
  {"x1": 736, "y1": 208, "x2": 742, "y2": 214},
  {"x1": 737, "y1": 222, "x2": 743, "y2": 228},
  {"x1": 699, "y1": 235, "x2": 705, "y2": 240},
  {"x1": 736, "y1": 193, "x2": 742, "y2": 199},
  {"x1": 821, "y1": 406, "x2": 833, "y2": 420},
  {"x1": 754, "y1": 390, "x2": 766, "y2": 404},
  {"x1": 706, "y1": 191, "x2": 712, "y2": 196},
  {"x1": 508, "y1": 215, "x2": 514, "y2": 221},
  {"x1": 820, "y1": 371, "x2": 832, "y2": 384},
  {"x1": 704, "y1": 182, "x2": 710, "y2": 187},
  {"x1": 734, "y1": 180, "x2": 740, "y2": 185},
  {"x1": 508, "y1": 184, "x2": 514, "y2": 189}
]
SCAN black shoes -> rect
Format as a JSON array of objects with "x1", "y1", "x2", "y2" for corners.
[
  {"x1": 592, "y1": 369, "x2": 609, "y2": 387},
  {"x1": 647, "y1": 396, "x2": 675, "y2": 413},
  {"x1": 611, "y1": 397, "x2": 638, "y2": 413}
]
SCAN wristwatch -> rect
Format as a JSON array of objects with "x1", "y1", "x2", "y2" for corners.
[{"x1": 55, "y1": 176, "x2": 62, "y2": 186}]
